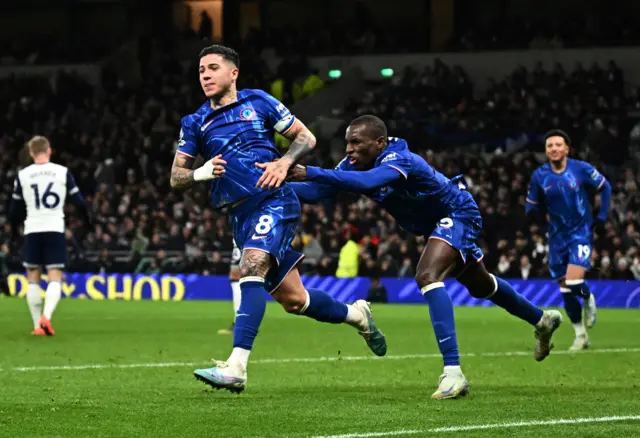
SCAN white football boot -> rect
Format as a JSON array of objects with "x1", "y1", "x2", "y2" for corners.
[
  {"x1": 431, "y1": 367, "x2": 469, "y2": 400},
  {"x1": 569, "y1": 334, "x2": 591, "y2": 352},
  {"x1": 534, "y1": 310, "x2": 563, "y2": 361},
  {"x1": 584, "y1": 294, "x2": 597, "y2": 329}
]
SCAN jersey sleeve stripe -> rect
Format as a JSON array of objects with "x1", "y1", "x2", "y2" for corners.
[
  {"x1": 387, "y1": 165, "x2": 408, "y2": 179},
  {"x1": 597, "y1": 178, "x2": 606, "y2": 190},
  {"x1": 526, "y1": 198, "x2": 537, "y2": 204},
  {"x1": 274, "y1": 116, "x2": 295, "y2": 134},
  {"x1": 176, "y1": 150, "x2": 195, "y2": 158}
]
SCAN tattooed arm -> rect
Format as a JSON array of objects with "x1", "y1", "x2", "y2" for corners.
[
  {"x1": 280, "y1": 119, "x2": 317, "y2": 166},
  {"x1": 170, "y1": 153, "x2": 227, "y2": 190},
  {"x1": 170, "y1": 153, "x2": 196, "y2": 190},
  {"x1": 256, "y1": 119, "x2": 316, "y2": 189}
]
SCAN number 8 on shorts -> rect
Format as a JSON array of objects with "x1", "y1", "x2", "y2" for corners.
[{"x1": 254, "y1": 215, "x2": 274, "y2": 235}]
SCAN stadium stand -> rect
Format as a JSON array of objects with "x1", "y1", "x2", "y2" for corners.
[
  {"x1": 1, "y1": 22, "x2": 639, "y2": 284},
  {"x1": 2, "y1": 55, "x2": 639, "y2": 283}
]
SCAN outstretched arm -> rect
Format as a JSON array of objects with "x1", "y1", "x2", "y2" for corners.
[
  {"x1": 256, "y1": 119, "x2": 317, "y2": 189},
  {"x1": 305, "y1": 165, "x2": 403, "y2": 193},
  {"x1": 289, "y1": 181, "x2": 338, "y2": 203}
]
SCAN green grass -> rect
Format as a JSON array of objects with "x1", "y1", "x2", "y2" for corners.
[{"x1": 1, "y1": 298, "x2": 639, "y2": 438}]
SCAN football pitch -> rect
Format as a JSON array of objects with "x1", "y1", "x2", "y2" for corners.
[{"x1": 1, "y1": 298, "x2": 639, "y2": 437}]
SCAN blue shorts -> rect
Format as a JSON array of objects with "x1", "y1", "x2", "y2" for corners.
[
  {"x1": 229, "y1": 185, "x2": 304, "y2": 293},
  {"x1": 428, "y1": 215, "x2": 484, "y2": 264},
  {"x1": 549, "y1": 238, "x2": 592, "y2": 280},
  {"x1": 23, "y1": 232, "x2": 67, "y2": 269}
]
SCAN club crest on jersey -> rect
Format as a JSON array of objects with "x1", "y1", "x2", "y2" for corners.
[
  {"x1": 240, "y1": 108, "x2": 256, "y2": 121},
  {"x1": 568, "y1": 179, "x2": 578, "y2": 190}
]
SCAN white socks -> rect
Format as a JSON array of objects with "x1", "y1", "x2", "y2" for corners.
[
  {"x1": 572, "y1": 322, "x2": 586, "y2": 338},
  {"x1": 444, "y1": 365, "x2": 463, "y2": 374},
  {"x1": 228, "y1": 347, "x2": 251, "y2": 368},
  {"x1": 27, "y1": 280, "x2": 62, "y2": 328},
  {"x1": 26, "y1": 282, "x2": 42, "y2": 329},
  {"x1": 231, "y1": 281, "x2": 241, "y2": 319},
  {"x1": 345, "y1": 304, "x2": 367, "y2": 331},
  {"x1": 43, "y1": 281, "x2": 62, "y2": 320}
]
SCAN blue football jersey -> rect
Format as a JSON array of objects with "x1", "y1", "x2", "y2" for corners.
[
  {"x1": 527, "y1": 158, "x2": 606, "y2": 248},
  {"x1": 177, "y1": 89, "x2": 295, "y2": 208},
  {"x1": 327, "y1": 137, "x2": 479, "y2": 235}
]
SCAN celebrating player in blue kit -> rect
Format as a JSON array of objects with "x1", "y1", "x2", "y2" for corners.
[
  {"x1": 526, "y1": 130, "x2": 611, "y2": 351},
  {"x1": 288, "y1": 115, "x2": 563, "y2": 400},
  {"x1": 169, "y1": 45, "x2": 386, "y2": 393}
]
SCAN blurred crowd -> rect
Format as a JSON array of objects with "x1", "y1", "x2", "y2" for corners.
[
  {"x1": 339, "y1": 59, "x2": 630, "y2": 158},
  {"x1": 7, "y1": 6, "x2": 640, "y2": 68},
  {"x1": 449, "y1": 13, "x2": 640, "y2": 52},
  {"x1": 1, "y1": 47, "x2": 640, "y2": 283}
]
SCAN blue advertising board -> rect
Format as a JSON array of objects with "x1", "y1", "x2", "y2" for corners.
[{"x1": 6, "y1": 273, "x2": 640, "y2": 309}]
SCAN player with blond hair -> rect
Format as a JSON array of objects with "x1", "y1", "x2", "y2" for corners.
[{"x1": 9, "y1": 136, "x2": 91, "y2": 335}]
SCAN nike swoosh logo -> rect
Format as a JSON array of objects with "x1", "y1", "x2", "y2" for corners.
[
  {"x1": 236, "y1": 313, "x2": 250, "y2": 317},
  {"x1": 438, "y1": 337, "x2": 451, "y2": 343},
  {"x1": 251, "y1": 235, "x2": 267, "y2": 240},
  {"x1": 441, "y1": 383, "x2": 456, "y2": 395},
  {"x1": 201, "y1": 120, "x2": 214, "y2": 132}
]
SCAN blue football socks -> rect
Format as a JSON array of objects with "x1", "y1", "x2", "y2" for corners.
[
  {"x1": 421, "y1": 282, "x2": 460, "y2": 367},
  {"x1": 233, "y1": 278, "x2": 267, "y2": 350},
  {"x1": 561, "y1": 288, "x2": 583, "y2": 324},
  {"x1": 301, "y1": 288, "x2": 348, "y2": 323},
  {"x1": 489, "y1": 275, "x2": 544, "y2": 326}
]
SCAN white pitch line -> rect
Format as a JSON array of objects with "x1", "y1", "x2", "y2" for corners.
[
  {"x1": 308, "y1": 431, "x2": 421, "y2": 438},
  {"x1": 309, "y1": 415, "x2": 640, "y2": 438},
  {"x1": 4, "y1": 347, "x2": 640, "y2": 373}
]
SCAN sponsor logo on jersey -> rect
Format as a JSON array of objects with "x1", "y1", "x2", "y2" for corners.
[{"x1": 381, "y1": 152, "x2": 398, "y2": 163}]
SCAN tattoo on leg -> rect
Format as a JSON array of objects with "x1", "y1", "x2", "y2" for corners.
[{"x1": 240, "y1": 250, "x2": 272, "y2": 278}]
